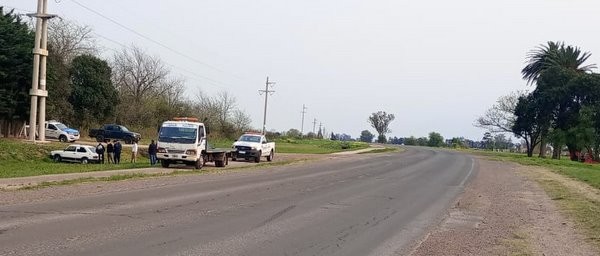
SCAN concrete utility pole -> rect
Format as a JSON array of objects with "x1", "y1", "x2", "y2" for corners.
[
  {"x1": 300, "y1": 104, "x2": 307, "y2": 135},
  {"x1": 27, "y1": 0, "x2": 56, "y2": 142},
  {"x1": 312, "y1": 118, "x2": 317, "y2": 134},
  {"x1": 259, "y1": 76, "x2": 275, "y2": 135}
]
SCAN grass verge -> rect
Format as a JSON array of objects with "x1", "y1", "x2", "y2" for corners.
[
  {"x1": 0, "y1": 139, "x2": 151, "y2": 178},
  {"x1": 471, "y1": 150, "x2": 600, "y2": 252},
  {"x1": 535, "y1": 178, "x2": 600, "y2": 250},
  {"x1": 469, "y1": 150, "x2": 600, "y2": 190},
  {"x1": 358, "y1": 147, "x2": 400, "y2": 154},
  {"x1": 275, "y1": 139, "x2": 369, "y2": 154}
]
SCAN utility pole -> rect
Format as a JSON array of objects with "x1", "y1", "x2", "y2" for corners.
[
  {"x1": 312, "y1": 118, "x2": 317, "y2": 134},
  {"x1": 317, "y1": 122, "x2": 323, "y2": 138},
  {"x1": 300, "y1": 104, "x2": 307, "y2": 135},
  {"x1": 259, "y1": 76, "x2": 275, "y2": 135},
  {"x1": 27, "y1": 0, "x2": 56, "y2": 142}
]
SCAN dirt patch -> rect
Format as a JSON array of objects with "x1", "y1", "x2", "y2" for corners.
[{"x1": 410, "y1": 157, "x2": 597, "y2": 256}]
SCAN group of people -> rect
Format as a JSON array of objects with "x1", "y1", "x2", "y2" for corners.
[{"x1": 95, "y1": 140, "x2": 158, "y2": 165}]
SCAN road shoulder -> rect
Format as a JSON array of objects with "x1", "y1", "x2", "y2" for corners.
[{"x1": 410, "y1": 157, "x2": 598, "y2": 256}]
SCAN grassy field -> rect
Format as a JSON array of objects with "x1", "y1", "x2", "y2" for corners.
[
  {"x1": 470, "y1": 150, "x2": 600, "y2": 190},
  {"x1": 274, "y1": 139, "x2": 369, "y2": 154},
  {"x1": 0, "y1": 139, "x2": 151, "y2": 178}
]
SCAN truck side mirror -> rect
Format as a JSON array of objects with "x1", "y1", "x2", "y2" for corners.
[
  {"x1": 262, "y1": 141, "x2": 267, "y2": 144},
  {"x1": 205, "y1": 126, "x2": 210, "y2": 135}
]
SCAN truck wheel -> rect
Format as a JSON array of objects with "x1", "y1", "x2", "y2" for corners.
[
  {"x1": 124, "y1": 137, "x2": 133, "y2": 144},
  {"x1": 267, "y1": 150, "x2": 274, "y2": 162},
  {"x1": 254, "y1": 152, "x2": 261, "y2": 163},
  {"x1": 59, "y1": 135, "x2": 68, "y2": 142},
  {"x1": 195, "y1": 159, "x2": 203, "y2": 169},
  {"x1": 53, "y1": 154, "x2": 62, "y2": 162},
  {"x1": 215, "y1": 160, "x2": 224, "y2": 167},
  {"x1": 161, "y1": 160, "x2": 170, "y2": 168},
  {"x1": 96, "y1": 135, "x2": 104, "y2": 142}
]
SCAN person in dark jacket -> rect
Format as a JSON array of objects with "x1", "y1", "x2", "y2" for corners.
[
  {"x1": 106, "y1": 141, "x2": 114, "y2": 164},
  {"x1": 113, "y1": 140, "x2": 122, "y2": 164},
  {"x1": 95, "y1": 142, "x2": 105, "y2": 164},
  {"x1": 148, "y1": 139, "x2": 158, "y2": 165}
]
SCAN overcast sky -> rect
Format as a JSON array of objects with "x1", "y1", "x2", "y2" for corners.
[{"x1": 3, "y1": 0, "x2": 600, "y2": 140}]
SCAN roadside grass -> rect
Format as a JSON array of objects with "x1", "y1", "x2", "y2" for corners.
[
  {"x1": 358, "y1": 147, "x2": 400, "y2": 154},
  {"x1": 470, "y1": 150, "x2": 600, "y2": 251},
  {"x1": 0, "y1": 139, "x2": 151, "y2": 178},
  {"x1": 18, "y1": 158, "x2": 315, "y2": 190},
  {"x1": 536, "y1": 178, "x2": 600, "y2": 250},
  {"x1": 275, "y1": 139, "x2": 369, "y2": 154},
  {"x1": 469, "y1": 150, "x2": 600, "y2": 190}
]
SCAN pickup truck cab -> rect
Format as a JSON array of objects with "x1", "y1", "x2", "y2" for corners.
[
  {"x1": 232, "y1": 133, "x2": 275, "y2": 163},
  {"x1": 45, "y1": 120, "x2": 80, "y2": 142},
  {"x1": 89, "y1": 124, "x2": 141, "y2": 144}
]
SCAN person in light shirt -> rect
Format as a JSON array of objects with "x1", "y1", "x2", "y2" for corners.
[{"x1": 131, "y1": 141, "x2": 138, "y2": 163}]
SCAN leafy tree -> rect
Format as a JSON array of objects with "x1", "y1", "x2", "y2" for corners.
[
  {"x1": 450, "y1": 137, "x2": 465, "y2": 148},
  {"x1": 0, "y1": 7, "x2": 34, "y2": 136},
  {"x1": 404, "y1": 136, "x2": 417, "y2": 146},
  {"x1": 69, "y1": 54, "x2": 118, "y2": 129},
  {"x1": 427, "y1": 132, "x2": 444, "y2": 147},
  {"x1": 368, "y1": 111, "x2": 395, "y2": 143},
  {"x1": 512, "y1": 95, "x2": 543, "y2": 157},
  {"x1": 416, "y1": 137, "x2": 428, "y2": 146},
  {"x1": 286, "y1": 128, "x2": 301, "y2": 139},
  {"x1": 359, "y1": 130, "x2": 374, "y2": 143}
]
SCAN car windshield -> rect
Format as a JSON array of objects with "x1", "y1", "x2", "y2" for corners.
[
  {"x1": 159, "y1": 126, "x2": 198, "y2": 144},
  {"x1": 119, "y1": 126, "x2": 129, "y2": 132},
  {"x1": 239, "y1": 135, "x2": 261, "y2": 143},
  {"x1": 55, "y1": 123, "x2": 68, "y2": 130}
]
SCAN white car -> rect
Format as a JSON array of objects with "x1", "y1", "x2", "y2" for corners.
[
  {"x1": 45, "y1": 121, "x2": 80, "y2": 142},
  {"x1": 231, "y1": 133, "x2": 275, "y2": 163},
  {"x1": 50, "y1": 144, "x2": 99, "y2": 164}
]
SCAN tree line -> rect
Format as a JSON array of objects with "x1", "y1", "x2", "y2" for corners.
[
  {"x1": 0, "y1": 8, "x2": 251, "y2": 139},
  {"x1": 478, "y1": 41, "x2": 600, "y2": 160}
]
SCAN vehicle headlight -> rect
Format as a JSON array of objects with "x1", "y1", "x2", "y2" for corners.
[
  {"x1": 67, "y1": 131, "x2": 76, "y2": 135},
  {"x1": 185, "y1": 149, "x2": 197, "y2": 155},
  {"x1": 252, "y1": 147, "x2": 258, "y2": 151},
  {"x1": 157, "y1": 147, "x2": 167, "y2": 153}
]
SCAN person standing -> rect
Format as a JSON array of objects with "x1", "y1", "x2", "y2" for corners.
[
  {"x1": 106, "y1": 141, "x2": 114, "y2": 164},
  {"x1": 114, "y1": 140, "x2": 122, "y2": 164},
  {"x1": 131, "y1": 141, "x2": 138, "y2": 163},
  {"x1": 96, "y1": 142, "x2": 105, "y2": 164},
  {"x1": 148, "y1": 140, "x2": 157, "y2": 165}
]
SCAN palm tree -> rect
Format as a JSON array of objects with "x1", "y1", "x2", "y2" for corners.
[{"x1": 521, "y1": 41, "x2": 596, "y2": 85}]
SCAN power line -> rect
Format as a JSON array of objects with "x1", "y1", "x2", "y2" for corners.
[{"x1": 68, "y1": 0, "x2": 246, "y2": 82}]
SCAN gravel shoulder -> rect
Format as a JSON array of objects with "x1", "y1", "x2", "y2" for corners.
[{"x1": 410, "y1": 157, "x2": 598, "y2": 256}]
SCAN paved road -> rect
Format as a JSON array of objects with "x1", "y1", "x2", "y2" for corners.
[{"x1": 0, "y1": 147, "x2": 476, "y2": 256}]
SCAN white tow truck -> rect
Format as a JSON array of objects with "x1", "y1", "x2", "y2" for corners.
[
  {"x1": 231, "y1": 132, "x2": 275, "y2": 163},
  {"x1": 156, "y1": 117, "x2": 233, "y2": 169}
]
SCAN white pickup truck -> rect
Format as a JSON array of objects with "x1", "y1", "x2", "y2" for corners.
[{"x1": 231, "y1": 133, "x2": 275, "y2": 163}]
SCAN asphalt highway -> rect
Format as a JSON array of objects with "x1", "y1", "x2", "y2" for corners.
[{"x1": 0, "y1": 147, "x2": 476, "y2": 256}]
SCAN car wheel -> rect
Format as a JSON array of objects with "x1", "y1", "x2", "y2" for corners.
[
  {"x1": 81, "y1": 157, "x2": 89, "y2": 164},
  {"x1": 124, "y1": 137, "x2": 133, "y2": 144},
  {"x1": 59, "y1": 135, "x2": 67, "y2": 142},
  {"x1": 267, "y1": 150, "x2": 274, "y2": 162},
  {"x1": 254, "y1": 152, "x2": 261, "y2": 163},
  {"x1": 161, "y1": 160, "x2": 170, "y2": 168},
  {"x1": 53, "y1": 154, "x2": 62, "y2": 162}
]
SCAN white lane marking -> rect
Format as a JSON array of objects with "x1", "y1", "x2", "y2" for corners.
[{"x1": 459, "y1": 158, "x2": 475, "y2": 187}]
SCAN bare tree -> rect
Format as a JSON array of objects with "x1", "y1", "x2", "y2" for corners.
[
  {"x1": 48, "y1": 19, "x2": 97, "y2": 64},
  {"x1": 475, "y1": 91, "x2": 525, "y2": 133},
  {"x1": 112, "y1": 45, "x2": 169, "y2": 103},
  {"x1": 231, "y1": 109, "x2": 252, "y2": 132}
]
